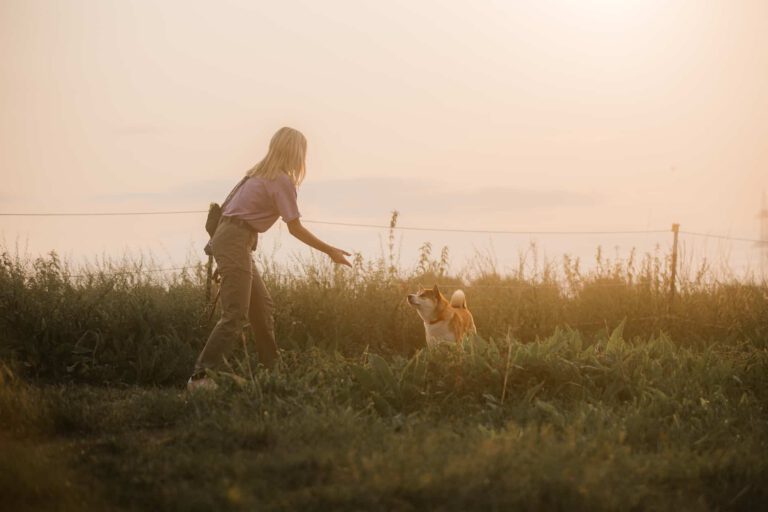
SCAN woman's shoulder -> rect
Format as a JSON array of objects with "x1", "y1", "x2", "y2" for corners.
[{"x1": 272, "y1": 172, "x2": 297, "y2": 189}]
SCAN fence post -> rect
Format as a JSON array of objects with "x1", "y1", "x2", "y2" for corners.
[
  {"x1": 668, "y1": 223, "x2": 680, "y2": 311},
  {"x1": 205, "y1": 254, "x2": 213, "y2": 302}
]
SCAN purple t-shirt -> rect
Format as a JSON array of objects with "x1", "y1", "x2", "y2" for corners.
[{"x1": 221, "y1": 173, "x2": 301, "y2": 233}]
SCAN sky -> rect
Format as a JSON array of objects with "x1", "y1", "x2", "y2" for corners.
[{"x1": 1, "y1": 0, "x2": 766, "y2": 278}]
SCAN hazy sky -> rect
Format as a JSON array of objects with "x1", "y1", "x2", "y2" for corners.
[{"x1": 1, "y1": 0, "x2": 766, "y2": 276}]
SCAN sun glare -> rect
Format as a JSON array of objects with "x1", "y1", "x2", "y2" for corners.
[
  {"x1": 558, "y1": 0, "x2": 661, "y2": 20},
  {"x1": 503, "y1": 0, "x2": 666, "y2": 32}
]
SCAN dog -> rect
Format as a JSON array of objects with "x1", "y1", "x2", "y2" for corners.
[{"x1": 407, "y1": 284, "x2": 477, "y2": 347}]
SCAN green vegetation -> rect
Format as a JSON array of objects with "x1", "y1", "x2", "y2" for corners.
[{"x1": 1, "y1": 240, "x2": 766, "y2": 510}]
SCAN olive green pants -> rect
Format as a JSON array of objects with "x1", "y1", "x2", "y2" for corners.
[{"x1": 195, "y1": 220, "x2": 278, "y2": 371}]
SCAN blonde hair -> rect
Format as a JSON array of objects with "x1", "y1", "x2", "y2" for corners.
[{"x1": 246, "y1": 127, "x2": 307, "y2": 186}]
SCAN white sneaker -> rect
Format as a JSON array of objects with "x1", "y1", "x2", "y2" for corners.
[{"x1": 187, "y1": 375, "x2": 218, "y2": 392}]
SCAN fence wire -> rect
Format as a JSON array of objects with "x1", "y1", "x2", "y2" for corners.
[{"x1": 1, "y1": 209, "x2": 762, "y2": 242}]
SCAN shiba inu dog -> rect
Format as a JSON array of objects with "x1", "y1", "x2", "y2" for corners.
[{"x1": 407, "y1": 285, "x2": 477, "y2": 347}]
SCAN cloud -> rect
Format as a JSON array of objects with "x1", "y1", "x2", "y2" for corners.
[
  {"x1": 88, "y1": 179, "x2": 231, "y2": 207},
  {"x1": 299, "y1": 177, "x2": 600, "y2": 217}
]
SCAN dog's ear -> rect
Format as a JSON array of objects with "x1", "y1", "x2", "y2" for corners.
[{"x1": 433, "y1": 284, "x2": 440, "y2": 297}]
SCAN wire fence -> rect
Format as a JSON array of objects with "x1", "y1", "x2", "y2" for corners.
[
  {"x1": 679, "y1": 230, "x2": 765, "y2": 244},
  {"x1": 3, "y1": 208, "x2": 765, "y2": 297},
  {"x1": 0, "y1": 208, "x2": 763, "y2": 242},
  {"x1": 4, "y1": 209, "x2": 761, "y2": 333},
  {"x1": 0, "y1": 210, "x2": 207, "y2": 217}
]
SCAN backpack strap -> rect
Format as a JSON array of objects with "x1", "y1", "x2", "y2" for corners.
[
  {"x1": 221, "y1": 176, "x2": 250, "y2": 210},
  {"x1": 205, "y1": 176, "x2": 250, "y2": 245}
]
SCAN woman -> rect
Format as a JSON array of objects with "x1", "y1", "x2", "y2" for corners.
[{"x1": 188, "y1": 127, "x2": 351, "y2": 391}]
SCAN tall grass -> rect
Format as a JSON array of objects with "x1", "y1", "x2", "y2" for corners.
[
  {"x1": 0, "y1": 235, "x2": 766, "y2": 385},
  {"x1": 1, "y1": 230, "x2": 767, "y2": 510}
]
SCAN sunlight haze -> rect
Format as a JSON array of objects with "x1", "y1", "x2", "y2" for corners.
[{"x1": 1, "y1": 0, "x2": 766, "y2": 276}]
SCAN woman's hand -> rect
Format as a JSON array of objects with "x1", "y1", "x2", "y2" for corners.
[
  {"x1": 287, "y1": 219, "x2": 352, "y2": 267},
  {"x1": 327, "y1": 247, "x2": 352, "y2": 267}
]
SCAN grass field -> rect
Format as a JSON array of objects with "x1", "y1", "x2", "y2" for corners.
[{"x1": 1, "y1": 242, "x2": 767, "y2": 510}]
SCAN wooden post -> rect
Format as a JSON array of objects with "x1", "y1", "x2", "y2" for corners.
[
  {"x1": 668, "y1": 223, "x2": 680, "y2": 311},
  {"x1": 205, "y1": 254, "x2": 213, "y2": 302}
]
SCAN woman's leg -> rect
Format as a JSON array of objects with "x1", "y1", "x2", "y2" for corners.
[
  {"x1": 194, "y1": 225, "x2": 254, "y2": 373},
  {"x1": 248, "y1": 262, "x2": 278, "y2": 368}
]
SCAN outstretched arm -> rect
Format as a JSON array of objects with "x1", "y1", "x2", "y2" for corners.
[{"x1": 287, "y1": 218, "x2": 352, "y2": 267}]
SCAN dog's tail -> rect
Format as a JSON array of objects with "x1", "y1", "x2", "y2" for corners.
[{"x1": 450, "y1": 289, "x2": 468, "y2": 309}]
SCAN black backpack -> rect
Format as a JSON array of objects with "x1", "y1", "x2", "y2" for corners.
[{"x1": 205, "y1": 202, "x2": 222, "y2": 238}]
